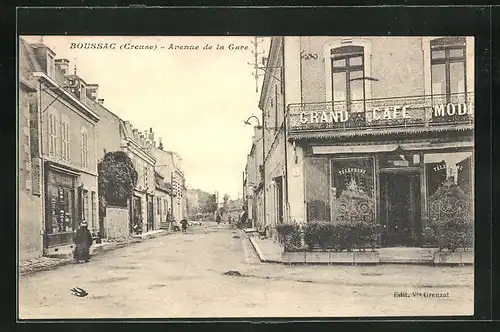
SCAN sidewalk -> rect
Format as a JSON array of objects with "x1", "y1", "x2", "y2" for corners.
[
  {"x1": 19, "y1": 230, "x2": 170, "y2": 276},
  {"x1": 249, "y1": 236, "x2": 449, "y2": 265},
  {"x1": 248, "y1": 235, "x2": 283, "y2": 263}
]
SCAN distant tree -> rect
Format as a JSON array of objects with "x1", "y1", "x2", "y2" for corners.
[
  {"x1": 220, "y1": 193, "x2": 230, "y2": 215},
  {"x1": 98, "y1": 151, "x2": 138, "y2": 211}
]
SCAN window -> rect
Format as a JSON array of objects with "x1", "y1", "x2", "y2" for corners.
[
  {"x1": 157, "y1": 197, "x2": 161, "y2": 215},
  {"x1": 60, "y1": 118, "x2": 70, "y2": 162},
  {"x1": 81, "y1": 128, "x2": 89, "y2": 167},
  {"x1": 331, "y1": 46, "x2": 365, "y2": 109},
  {"x1": 330, "y1": 158, "x2": 375, "y2": 223},
  {"x1": 47, "y1": 113, "x2": 58, "y2": 157},
  {"x1": 81, "y1": 189, "x2": 89, "y2": 222},
  {"x1": 431, "y1": 37, "x2": 467, "y2": 101}
]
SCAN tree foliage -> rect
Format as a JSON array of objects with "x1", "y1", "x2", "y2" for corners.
[{"x1": 98, "y1": 151, "x2": 138, "y2": 208}]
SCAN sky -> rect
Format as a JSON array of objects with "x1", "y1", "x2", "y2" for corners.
[{"x1": 22, "y1": 36, "x2": 270, "y2": 200}]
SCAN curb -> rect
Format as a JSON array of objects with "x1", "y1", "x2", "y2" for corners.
[
  {"x1": 248, "y1": 237, "x2": 282, "y2": 264},
  {"x1": 19, "y1": 232, "x2": 169, "y2": 276}
]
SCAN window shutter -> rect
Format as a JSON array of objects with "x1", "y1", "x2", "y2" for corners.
[{"x1": 66, "y1": 123, "x2": 70, "y2": 162}]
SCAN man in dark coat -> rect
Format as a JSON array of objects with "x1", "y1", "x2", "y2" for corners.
[{"x1": 74, "y1": 221, "x2": 93, "y2": 263}]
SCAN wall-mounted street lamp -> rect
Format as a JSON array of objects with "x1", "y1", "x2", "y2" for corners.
[{"x1": 244, "y1": 114, "x2": 266, "y2": 231}]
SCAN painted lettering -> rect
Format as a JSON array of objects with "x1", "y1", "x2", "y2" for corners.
[
  {"x1": 434, "y1": 104, "x2": 445, "y2": 117},
  {"x1": 320, "y1": 111, "x2": 328, "y2": 122},
  {"x1": 300, "y1": 112, "x2": 308, "y2": 124},
  {"x1": 310, "y1": 112, "x2": 319, "y2": 123},
  {"x1": 446, "y1": 103, "x2": 456, "y2": 116}
]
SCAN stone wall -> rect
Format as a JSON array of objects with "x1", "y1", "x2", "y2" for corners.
[{"x1": 105, "y1": 206, "x2": 129, "y2": 240}]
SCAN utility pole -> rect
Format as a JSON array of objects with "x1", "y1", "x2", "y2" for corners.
[{"x1": 248, "y1": 36, "x2": 266, "y2": 93}]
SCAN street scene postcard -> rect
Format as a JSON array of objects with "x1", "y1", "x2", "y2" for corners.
[{"x1": 18, "y1": 35, "x2": 474, "y2": 319}]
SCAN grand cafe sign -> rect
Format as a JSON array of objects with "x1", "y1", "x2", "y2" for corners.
[{"x1": 298, "y1": 102, "x2": 472, "y2": 124}]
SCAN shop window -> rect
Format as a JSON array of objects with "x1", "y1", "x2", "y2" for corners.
[
  {"x1": 424, "y1": 152, "x2": 473, "y2": 198},
  {"x1": 46, "y1": 171, "x2": 75, "y2": 235},
  {"x1": 331, "y1": 46, "x2": 365, "y2": 109},
  {"x1": 330, "y1": 157, "x2": 375, "y2": 223},
  {"x1": 430, "y1": 37, "x2": 467, "y2": 101},
  {"x1": 304, "y1": 158, "x2": 330, "y2": 222}
]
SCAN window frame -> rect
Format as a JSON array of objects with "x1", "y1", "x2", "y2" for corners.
[
  {"x1": 430, "y1": 37, "x2": 467, "y2": 102},
  {"x1": 323, "y1": 38, "x2": 372, "y2": 105},
  {"x1": 330, "y1": 46, "x2": 366, "y2": 105}
]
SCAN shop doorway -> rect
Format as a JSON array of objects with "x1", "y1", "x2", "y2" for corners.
[
  {"x1": 130, "y1": 196, "x2": 142, "y2": 234},
  {"x1": 379, "y1": 171, "x2": 422, "y2": 247}
]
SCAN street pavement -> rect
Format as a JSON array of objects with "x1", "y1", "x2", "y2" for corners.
[{"x1": 19, "y1": 222, "x2": 474, "y2": 319}]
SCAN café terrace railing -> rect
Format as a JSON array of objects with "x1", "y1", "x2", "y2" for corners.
[{"x1": 286, "y1": 92, "x2": 474, "y2": 134}]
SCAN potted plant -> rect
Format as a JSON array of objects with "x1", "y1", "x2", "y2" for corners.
[{"x1": 426, "y1": 179, "x2": 474, "y2": 265}]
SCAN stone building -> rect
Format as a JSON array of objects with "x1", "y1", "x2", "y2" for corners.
[
  {"x1": 19, "y1": 38, "x2": 101, "y2": 256},
  {"x1": 256, "y1": 36, "x2": 474, "y2": 247},
  {"x1": 121, "y1": 123, "x2": 157, "y2": 234},
  {"x1": 18, "y1": 38, "x2": 43, "y2": 259},
  {"x1": 153, "y1": 142, "x2": 186, "y2": 222}
]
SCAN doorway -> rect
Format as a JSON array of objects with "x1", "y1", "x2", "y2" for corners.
[
  {"x1": 130, "y1": 196, "x2": 142, "y2": 234},
  {"x1": 379, "y1": 171, "x2": 422, "y2": 247}
]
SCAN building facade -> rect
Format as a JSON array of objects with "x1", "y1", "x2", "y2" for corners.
[
  {"x1": 154, "y1": 170, "x2": 173, "y2": 229},
  {"x1": 259, "y1": 36, "x2": 474, "y2": 247},
  {"x1": 19, "y1": 39, "x2": 43, "y2": 259},
  {"x1": 121, "y1": 123, "x2": 157, "y2": 234},
  {"x1": 20, "y1": 39, "x2": 101, "y2": 255},
  {"x1": 153, "y1": 144, "x2": 186, "y2": 223}
]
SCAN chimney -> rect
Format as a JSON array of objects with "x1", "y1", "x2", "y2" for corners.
[
  {"x1": 98, "y1": 98, "x2": 104, "y2": 104},
  {"x1": 55, "y1": 59, "x2": 70, "y2": 75},
  {"x1": 132, "y1": 128, "x2": 138, "y2": 140},
  {"x1": 86, "y1": 84, "x2": 99, "y2": 101},
  {"x1": 148, "y1": 127, "x2": 155, "y2": 146},
  {"x1": 158, "y1": 137, "x2": 164, "y2": 150}
]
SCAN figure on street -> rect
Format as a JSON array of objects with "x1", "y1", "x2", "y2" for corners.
[
  {"x1": 216, "y1": 211, "x2": 222, "y2": 225},
  {"x1": 180, "y1": 219, "x2": 189, "y2": 233},
  {"x1": 74, "y1": 221, "x2": 93, "y2": 263},
  {"x1": 239, "y1": 206, "x2": 248, "y2": 229}
]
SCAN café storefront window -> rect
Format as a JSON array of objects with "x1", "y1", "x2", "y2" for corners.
[
  {"x1": 424, "y1": 151, "x2": 473, "y2": 200},
  {"x1": 45, "y1": 169, "x2": 77, "y2": 247},
  {"x1": 330, "y1": 157, "x2": 375, "y2": 223}
]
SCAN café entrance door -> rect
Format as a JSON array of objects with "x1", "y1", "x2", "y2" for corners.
[{"x1": 379, "y1": 171, "x2": 422, "y2": 247}]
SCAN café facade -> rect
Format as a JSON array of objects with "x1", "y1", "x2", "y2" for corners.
[{"x1": 261, "y1": 36, "x2": 474, "y2": 247}]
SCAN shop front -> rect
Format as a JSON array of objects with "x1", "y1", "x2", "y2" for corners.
[
  {"x1": 303, "y1": 141, "x2": 473, "y2": 247},
  {"x1": 44, "y1": 162, "x2": 97, "y2": 251}
]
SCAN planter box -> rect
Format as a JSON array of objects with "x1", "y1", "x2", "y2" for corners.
[
  {"x1": 354, "y1": 251, "x2": 380, "y2": 264},
  {"x1": 328, "y1": 252, "x2": 355, "y2": 264},
  {"x1": 434, "y1": 251, "x2": 474, "y2": 265},
  {"x1": 281, "y1": 251, "x2": 306, "y2": 264},
  {"x1": 305, "y1": 251, "x2": 330, "y2": 264}
]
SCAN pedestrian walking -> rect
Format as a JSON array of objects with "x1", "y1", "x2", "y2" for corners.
[
  {"x1": 73, "y1": 221, "x2": 93, "y2": 263},
  {"x1": 180, "y1": 218, "x2": 189, "y2": 233},
  {"x1": 216, "y1": 211, "x2": 221, "y2": 225},
  {"x1": 238, "y1": 206, "x2": 248, "y2": 229}
]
